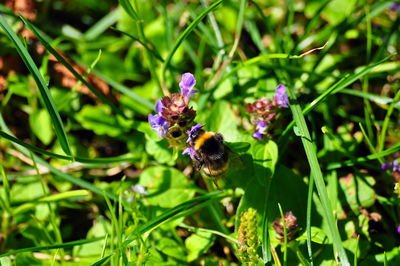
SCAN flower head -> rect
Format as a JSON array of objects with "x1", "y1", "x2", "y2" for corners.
[
  {"x1": 148, "y1": 114, "x2": 170, "y2": 138},
  {"x1": 179, "y1": 72, "x2": 197, "y2": 98},
  {"x1": 160, "y1": 93, "x2": 196, "y2": 123},
  {"x1": 381, "y1": 162, "x2": 393, "y2": 171},
  {"x1": 272, "y1": 211, "x2": 300, "y2": 242},
  {"x1": 274, "y1": 84, "x2": 289, "y2": 108},
  {"x1": 393, "y1": 159, "x2": 400, "y2": 172},
  {"x1": 237, "y1": 208, "x2": 261, "y2": 264},
  {"x1": 381, "y1": 159, "x2": 400, "y2": 172},
  {"x1": 252, "y1": 121, "x2": 268, "y2": 140},
  {"x1": 246, "y1": 97, "x2": 274, "y2": 117}
]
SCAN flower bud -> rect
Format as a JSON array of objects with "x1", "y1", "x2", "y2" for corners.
[{"x1": 272, "y1": 211, "x2": 300, "y2": 243}]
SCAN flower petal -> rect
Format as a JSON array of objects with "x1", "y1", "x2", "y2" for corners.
[
  {"x1": 252, "y1": 130, "x2": 263, "y2": 140},
  {"x1": 183, "y1": 146, "x2": 196, "y2": 160},
  {"x1": 155, "y1": 99, "x2": 164, "y2": 113},
  {"x1": 148, "y1": 114, "x2": 170, "y2": 138},
  {"x1": 274, "y1": 84, "x2": 289, "y2": 108},
  {"x1": 180, "y1": 72, "x2": 197, "y2": 98}
]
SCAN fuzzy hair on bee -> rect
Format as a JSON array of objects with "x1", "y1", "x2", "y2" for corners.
[{"x1": 187, "y1": 127, "x2": 229, "y2": 177}]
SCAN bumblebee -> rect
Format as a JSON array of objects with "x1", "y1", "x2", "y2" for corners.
[{"x1": 187, "y1": 126, "x2": 229, "y2": 177}]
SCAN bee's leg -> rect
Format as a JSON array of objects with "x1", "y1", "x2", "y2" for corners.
[
  {"x1": 193, "y1": 160, "x2": 203, "y2": 171},
  {"x1": 193, "y1": 154, "x2": 204, "y2": 171}
]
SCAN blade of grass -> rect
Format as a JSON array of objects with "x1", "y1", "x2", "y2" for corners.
[
  {"x1": 92, "y1": 254, "x2": 113, "y2": 266},
  {"x1": 0, "y1": 115, "x2": 117, "y2": 201},
  {"x1": 118, "y1": 0, "x2": 163, "y2": 95},
  {"x1": 90, "y1": 69, "x2": 154, "y2": 112},
  {"x1": 326, "y1": 138, "x2": 400, "y2": 170},
  {"x1": 200, "y1": 0, "x2": 226, "y2": 70},
  {"x1": 210, "y1": 53, "x2": 303, "y2": 91},
  {"x1": 378, "y1": 84, "x2": 400, "y2": 151},
  {"x1": 362, "y1": 3, "x2": 375, "y2": 145},
  {"x1": 306, "y1": 173, "x2": 315, "y2": 266},
  {"x1": 118, "y1": 0, "x2": 138, "y2": 20},
  {"x1": 340, "y1": 89, "x2": 400, "y2": 110},
  {"x1": 111, "y1": 27, "x2": 164, "y2": 62},
  {"x1": 279, "y1": 54, "x2": 395, "y2": 141},
  {"x1": 161, "y1": 0, "x2": 224, "y2": 87},
  {"x1": 0, "y1": 15, "x2": 72, "y2": 156},
  {"x1": 0, "y1": 237, "x2": 105, "y2": 258},
  {"x1": 278, "y1": 203, "x2": 288, "y2": 266},
  {"x1": 206, "y1": 0, "x2": 246, "y2": 89},
  {"x1": 13, "y1": 190, "x2": 91, "y2": 216},
  {"x1": 179, "y1": 223, "x2": 238, "y2": 244},
  {"x1": 0, "y1": 130, "x2": 138, "y2": 164},
  {"x1": 123, "y1": 190, "x2": 227, "y2": 245},
  {"x1": 285, "y1": 86, "x2": 350, "y2": 265},
  {"x1": 20, "y1": 16, "x2": 125, "y2": 118},
  {"x1": 83, "y1": 8, "x2": 120, "y2": 40},
  {"x1": 31, "y1": 153, "x2": 65, "y2": 261}
]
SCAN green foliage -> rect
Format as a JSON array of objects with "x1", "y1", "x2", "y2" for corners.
[{"x1": 0, "y1": 0, "x2": 399, "y2": 265}]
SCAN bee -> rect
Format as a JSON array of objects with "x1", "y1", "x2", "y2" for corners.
[{"x1": 187, "y1": 126, "x2": 229, "y2": 177}]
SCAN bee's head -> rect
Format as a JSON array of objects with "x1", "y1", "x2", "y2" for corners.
[{"x1": 187, "y1": 124, "x2": 204, "y2": 143}]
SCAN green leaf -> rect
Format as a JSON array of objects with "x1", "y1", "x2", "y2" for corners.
[
  {"x1": 322, "y1": 0, "x2": 357, "y2": 26},
  {"x1": 298, "y1": 227, "x2": 328, "y2": 244},
  {"x1": 213, "y1": 77, "x2": 233, "y2": 99},
  {"x1": 185, "y1": 231, "x2": 215, "y2": 262},
  {"x1": 29, "y1": 109, "x2": 54, "y2": 145},
  {"x1": 156, "y1": 238, "x2": 186, "y2": 261},
  {"x1": 0, "y1": 15, "x2": 71, "y2": 156},
  {"x1": 138, "y1": 166, "x2": 195, "y2": 208},
  {"x1": 145, "y1": 139, "x2": 175, "y2": 165},
  {"x1": 11, "y1": 181, "x2": 47, "y2": 203},
  {"x1": 208, "y1": 101, "x2": 240, "y2": 142},
  {"x1": 76, "y1": 105, "x2": 130, "y2": 137},
  {"x1": 339, "y1": 174, "x2": 376, "y2": 214}
]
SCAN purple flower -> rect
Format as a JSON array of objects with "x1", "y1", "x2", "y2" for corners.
[
  {"x1": 274, "y1": 84, "x2": 289, "y2": 108},
  {"x1": 148, "y1": 114, "x2": 170, "y2": 138},
  {"x1": 256, "y1": 121, "x2": 268, "y2": 134},
  {"x1": 389, "y1": 3, "x2": 400, "y2": 12},
  {"x1": 183, "y1": 146, "x2": 196, "y2": 160},
  {"x1": 155, "y1": 99, "x2": 164, "y2": 113},
  {"x1": 381, "y1": 163, "x2": 393, "y2": 171},
  {"x1": 180, "y1": 72, "x2": 197, "y2": 98},
  {"x1": 398, "y1": 225, "x2": 400, "y2": 234},
  {"x1": 394, "y1": 159, "x2": 400, "y2": 171},
  {"x1": 186, "y1": 123, "x2": 203, "y2": 143},
  {"x1": 252, "y1": 131, "x2": 263, "y2": 140}
]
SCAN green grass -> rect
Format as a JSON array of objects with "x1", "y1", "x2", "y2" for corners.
[{"x1": 0, "y1": 0, "x2": 399, "y2": 265}]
